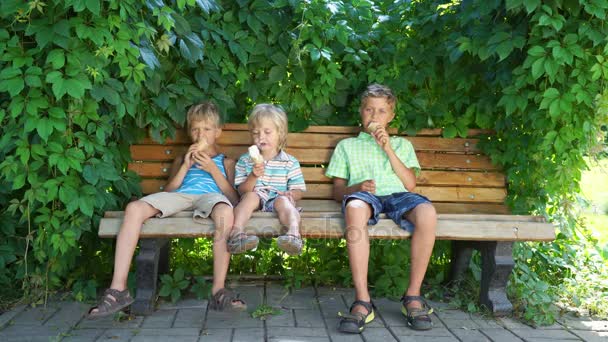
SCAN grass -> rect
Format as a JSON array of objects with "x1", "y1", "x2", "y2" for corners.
[{"x1": 580, "y1": 158, "x2": 608, "y2": 246}]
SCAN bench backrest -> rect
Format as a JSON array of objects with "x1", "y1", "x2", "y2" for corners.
[{"x1": 128, "y1": 124, "x2": 509, "y2": 215}]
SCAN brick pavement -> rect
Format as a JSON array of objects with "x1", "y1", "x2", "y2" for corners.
[{"x1": 1, "y1": 282, "x2": 606, "y2": 341}]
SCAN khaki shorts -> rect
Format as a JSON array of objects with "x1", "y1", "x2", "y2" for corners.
[{"x1": 141, "y1": 192, "x2": 232, "y2": 219}]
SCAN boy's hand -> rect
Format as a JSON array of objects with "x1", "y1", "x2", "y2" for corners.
[
  {"x1": 192, "y1": 151, "x2": 217, "y2": 173},
  {"x1": 184, "y1": 144, "x2": 198, "y2": 168},
  {"x1": 358, "y1": 179, "x2": 376, "y2": 194},
  {"x1": 277, "y1": 190, "x2": 296, "y2": 206},
  {"x1": 252, "y1": 163, "x2": 265, "y2": 178},
  {"x1": 371, "y1": 127, "x2": 391, "y2": 151}
]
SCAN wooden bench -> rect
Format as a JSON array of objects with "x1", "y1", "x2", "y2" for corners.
[{"x1": 99, "y1": 124, "x2": 555, "y2": 315}]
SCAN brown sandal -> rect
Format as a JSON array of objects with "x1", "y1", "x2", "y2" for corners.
[
  {"x1": 209, "y1": 288, "x2": 247, "y2": 312},
  {"x1": 277, "y1": 234, "x2": 303, "y2": 255},
  {"x1": 87, "y1": 288, "x2": 134, "y2": 319},
  {"x1": 227, "y1": 232, "x2": 259, "y2": 254}
]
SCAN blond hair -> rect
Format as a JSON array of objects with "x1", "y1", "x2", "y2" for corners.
[
  {"x1": 360, "y1": 83, "x2": 396, "y2": 110},
  {"x1": 186, "y1": 101, "x2": 222, "y2": 129},
  {"x1": 248, "y1": 104, "x2": 288, "y2": 149}
]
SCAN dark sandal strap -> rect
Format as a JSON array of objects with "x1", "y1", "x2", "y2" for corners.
[
  {"x1": 89, "y1": 289, "x2": 132, "y2": 315},
  {"x1": 349, "y1": 300, "x2": 373, "y2": 316},
  {"x1": 401, "y1": 295, "x2": 433, "y2": 317}
]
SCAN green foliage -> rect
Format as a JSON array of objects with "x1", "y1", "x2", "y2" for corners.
[
  {"x1": 251, "y1": 304, "x2": 282, "y2": 320},
  {"x1": 1, "y1": 0, "x2": 608, "y2": 325},
  {"x1": 159, "y1": 268, "x2": 189, "y2": 303}
]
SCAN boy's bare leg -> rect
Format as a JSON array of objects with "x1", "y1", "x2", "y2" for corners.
[
  {"x1": 89, "y1": 200, "x2": 159, "y2": 314},
  {"x1": 344, "y1": 199, "x2": 373, "y2": 315},
  {"x1": 231, "y1": 192, "x2": 261, "y2": 235},
  {"x1": 404, "y1": 203, "x2": 437, "y2": 309},
  {"x1": 273, "y1": 196, "x2": 300, "y2": 236},
  {"x1": 210, "y1": 203, "x2": 234, "y2": 294},
  {"x1": 109, "y1": 200, "x2": 160, "y2": 292}
]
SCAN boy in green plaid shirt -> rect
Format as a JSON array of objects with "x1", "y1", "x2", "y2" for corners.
[{"x1": 326, "y1": 84, "x2": 437, "y2": 334}]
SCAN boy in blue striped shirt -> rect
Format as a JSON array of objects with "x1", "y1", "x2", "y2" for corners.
[
  {"x1": 229, "y1": 104, "x2": 307, "y2": 255},
  {"x1": 88, "y1": 102, "x2": 247, "y2": 318}
]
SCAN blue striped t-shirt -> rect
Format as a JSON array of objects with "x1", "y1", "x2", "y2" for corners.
[
  {"x1": 175, "y1": 154, "x2": 227, "y2": 195},
  {"x1": 235, "y1": 150, "x2": 306, "y2": 201}
]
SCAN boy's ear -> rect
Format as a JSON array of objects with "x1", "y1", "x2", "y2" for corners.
[{"x1": 215, "y1": 127, "x2": 222, "y2": 138}]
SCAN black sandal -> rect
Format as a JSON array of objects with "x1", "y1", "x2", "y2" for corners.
[
  {"x1": 209, "y1": 288, "x2": 247, "y2": 312},
  {"x1": 337, "y1": 300, "x2": 375, "y2": 334},
  {"x1": 401, "y1": 295, "x2": 433, "y2": 330}
]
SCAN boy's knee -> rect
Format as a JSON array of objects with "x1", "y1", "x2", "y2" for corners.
[
  {"x1": 212, "y1": 202, "x2": 233, "y2": 217},
  {"x1": 345, "y1": 199, "x2": 370, "y2": 211},
  {"x1": 125, "y1": 200, "x2": 148, "y2": 215},
  {"x1": 275, "y1": 196, "x2": 295, "y2": 209}
]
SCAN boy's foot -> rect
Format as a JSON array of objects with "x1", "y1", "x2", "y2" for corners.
[
  {"x1": 338, "y1": 300, "x2": 375, "y2": 334},
  {"x1": 401, "y1": 295, "x2": 433, "y2": 330},
  {"x1": 209, "y1": 288, "x2": 247, "y2": 312},
  {"x1": 227, "y1": 232, "x2": 259, "y2": 254},
  {"x1": 87, "y1": 288, "x2": 134, "y2": 319},
  {"x1": 277, "y1": 234, "x2": 303, "y2": 255}
]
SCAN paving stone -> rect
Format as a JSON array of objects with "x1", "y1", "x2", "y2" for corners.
[
  {"x1": 158, "y1": 298, "x2": 208, "y2": 310},
  {"x1": 470, "y1": 318, "x2": 503, "y2": 329},
  {"x1": 199, "y1": 328, "x2": 232, "y2": 341},
  {"x1": 497, "y1": 317, "x2": 563, "y2": 330},
  {"x1": 396, "y1": 337, "x2": 458, "y2": 342},
  {"x1": 269, "y1": 338, "x2": 329, "y2": 342},
  {"x1": 390, "y1": 326, "x2": 454, "y2": 337},
  {"x1": 60, "y1": 328, "x2": 105, "y2": 341},
  {"x1": 0, "y1": 323, "x2": 69, "y2": 338},
  {"x1": 76, "y1": 314, "x2": 144, "y2": 329},
  {"x1": 450, "y1": 328, "x2": 491, "y2": 341},
  {"x1": 205, "y1": 309, "x2": 262, "y2": 329},
  {"x1": 231, "y1": 284, "x2": 264, "y2": 310},
  {"x1": 284, "y1": 287, "x2": 318, "y2": 310},
  {"x1": 10, "y1": 304, "x2": 60, "y2": 326},
  {"x1": 141, "y1": 309, "x2": 177, "y2": 328},
  {"x1": 327, "y1": 332, "x2": 364, "y2": 342},
  {"x1": 264, "y1": 308, "x2": 295, "y2": 327},
  {"x1": 315, "y1": 287, "x2": 352, "y2": 297},
  {"x1": 43, "y1": 302, "x2": 88, "y2": 330},
  {"x1": 560, "y1": 317, "x2": 608, "y2": 331},
  {"x1": 132, "y1": 335, "x2": 199, "y2": 342},
  {"x1": 316, "y1": 293, "x2": 347, "y2": 318},
  {"x1": 294, "y1": 309, "x2": 325, "y2": 327},
  {"x1": 362, "y1": 327, "x2": 398, "y2": 341},
  {"x1": 265, "y1": 283, "x2": 291, "y2": 305},
  {"x1": 96, "y1": 328, "x2": 136, "y2": 341},
  {"x1": 0, "y1": 335, "x2": 62, "y2": 342},
  {"x1": 173, "y1": 308, "x2": 205, "y2": 328},
  {"x1": 479, "y1": 328, "x2": 523, "y2": 342},
  {"x1": 569, "y1": 330, "x2": 608, "y2": 342},
  {"x1": 232, "y1": 327, "x2": 264, "y2": 342},
  {"x1": 0, "y1": 305, "x2": 26, "y2": 329},
  {"x1": 440, "y1": 318, "x2": 482, "y2": 329},
  {"x1": 433, "y1": 308, "x2": 471, "y2": 320},
  {"x1": 268, "y1": 326, "x2": 329, "y2": 338},
  {"x1": 136, "y1": 327, "x2": 200, "y2": 335},
  {"x1": 509, "y1": 328, "x2": 581, "y2": 340}
]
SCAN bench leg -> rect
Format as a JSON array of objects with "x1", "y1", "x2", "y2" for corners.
[
  {"x1": 132, "y1": 238, "x2": 170, "y2": 315},
  {"x1": 479, "y1": 241, "x2": 514, "y2": 316},
  {"x1": 448, "y1": 241, "x2": 474, "y2": 284}
]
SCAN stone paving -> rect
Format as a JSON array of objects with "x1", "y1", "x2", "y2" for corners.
[{"x1": 1, "y1": 282, "x2": 607, "y2": 341}]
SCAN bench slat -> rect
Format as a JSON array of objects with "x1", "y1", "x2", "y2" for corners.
[
  {"x1": 145, "y1": 131, "x2": 481, "y2": 153},
  {"x1": 129, "y1": 164, "x2": 505, "y2": 187},
  {"x1": 130, "y1": 146, "x2": 498, "y2": 169},
  {"x1": 138, "y1": 180, "x2": 507, "y2": 202},
  {"x1": 151, "y1": 124, "x2": 493, "y2": 138},
  {"x1": 98, "y1": 215, "x2": 554, "y2": 241}
]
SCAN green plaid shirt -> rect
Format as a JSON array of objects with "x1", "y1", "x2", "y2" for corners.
[{"x1": 326, "y1": 132, "x2": 420, "y2": 196}]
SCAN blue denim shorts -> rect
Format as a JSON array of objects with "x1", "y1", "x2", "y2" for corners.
[{"x1": 342, "y1": 191, "x2": 432, "y2": 232}]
